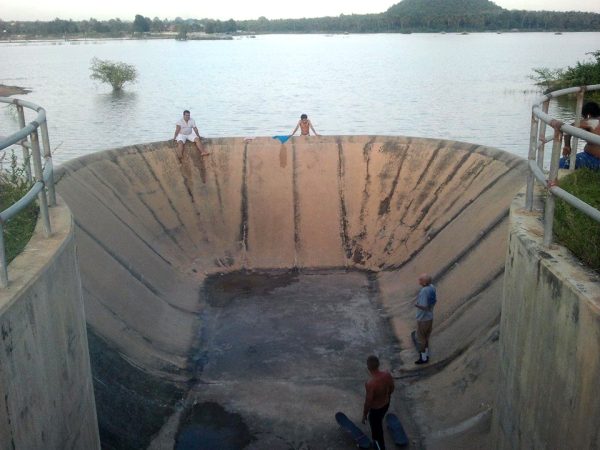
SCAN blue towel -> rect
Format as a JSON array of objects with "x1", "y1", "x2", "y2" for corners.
[{"x1": 273, "y1": 135, "x2": 290, "y2": 144}]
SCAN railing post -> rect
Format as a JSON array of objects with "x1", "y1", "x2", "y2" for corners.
[
  {"x1": 569, "y1": 90, "x2": 585, "y2": 171},
  {"x1": 16, "y1": 104, "x2": 32, "y2": 183},
  {"x1": 0, "y1": 223, "x2": 7, "y2": 288},
  {"x1": 543, "y1": 127, "x2": 563, "y2": 247},
  {"x1": 30, "y1": 131, "x2": 52, "y2": 237},
  {"x1": 526, "y1": 108, "x2": 539, "y2": 211},
  {"x1": 536, "y1": 99, "x2": 550, "y2": 169},
  {"x1": 40, "y1": 121, "x2": 56, "y2": 206}
]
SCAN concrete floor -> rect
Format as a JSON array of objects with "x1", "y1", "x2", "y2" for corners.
[{"x1": 169, "y1": 270, "x2": 403, "y2": 449}]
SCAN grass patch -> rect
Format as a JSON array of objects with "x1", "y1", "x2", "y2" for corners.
[
  {"x1": 0, "y1": 153, "x2": 38, "y2": 264},
  {"x1": 554, "y1": 169, "x2": 600, "y2": 273}
]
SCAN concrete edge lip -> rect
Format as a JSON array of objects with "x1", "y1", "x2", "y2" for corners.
[{"x1": 54, "y1": 135, "x2": 525, "y2": 176}]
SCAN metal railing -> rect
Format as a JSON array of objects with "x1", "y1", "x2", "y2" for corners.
[
  {"x1": 0, "y1": 98, "x2": 56, "y2": 288},
  {"x1": 526, "y1": 84, "x2": 600, "y2": 246}
]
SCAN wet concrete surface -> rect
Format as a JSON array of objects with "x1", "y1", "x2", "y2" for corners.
[
  {"x1": 87, "y1": 329, "x2": 186, "y2": 450},
  {"x1": 172, "y1": 269, "x2": 402, "y2": 449},
  {"x1": 175, "y1": 402, "x2": 253, "y2": 450}
]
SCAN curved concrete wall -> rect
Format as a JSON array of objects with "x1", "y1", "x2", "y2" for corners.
[
  {"x1": 56, "y1": 136, "x2": 527, "y2": 448},
  {"x1": 494, "y1": 189, "x2": 600, "y2": 449},
  {"x1": 0, "y1": 198, "x2": 99, "y2": 449}
]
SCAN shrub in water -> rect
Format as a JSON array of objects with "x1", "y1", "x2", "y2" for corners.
[{"x1": 90, "y1": 57, "x2": 137, "y2": 91}]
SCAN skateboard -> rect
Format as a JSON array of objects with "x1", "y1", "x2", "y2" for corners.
[
  {"x1": 386, "y1": 413, "x2": 409, "y2": 446},
  {"x1": 335, "y1": 411, "x2": 372, "y2": 449}
]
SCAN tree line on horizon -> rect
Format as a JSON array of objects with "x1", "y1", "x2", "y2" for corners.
[{"x1": 2, "y1": 7, "x2": 600, "y2": 37}]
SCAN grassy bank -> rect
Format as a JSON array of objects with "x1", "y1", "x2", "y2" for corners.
[
  {"x1": 554, "y1": 169, "x2": 600, "y2": 273},
  {"x1": 0, "y1": 163, "x2": 38, "y2": 264}
]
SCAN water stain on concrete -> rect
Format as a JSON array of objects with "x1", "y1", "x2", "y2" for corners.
[
  {"x1": 203, "y1": 270, "x2": 299, "y2": 307},
  {"x1": 178, "y1": 270, "x2": 401, "y2": 449},
  {"x1": 175, "y1": 402, "x2": 253, "y2": 450},
  {"x1": 279, "y1": 145, "x2": 288, "y2": 168},
  {"x1": 87, "y1": 328, "x2": 185, "y2": 449}
]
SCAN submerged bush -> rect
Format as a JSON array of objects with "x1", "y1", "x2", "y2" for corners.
[
  {"x1": 553, "y1": 169, "x2": 600, "y2": 273},
  {"x1": 90, "y1": 57, "x2": 137, "y2": 91}
]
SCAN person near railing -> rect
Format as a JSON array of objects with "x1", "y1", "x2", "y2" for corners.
[{"x1": 551, "y1": 101, "x2": 600, "y2": 170}]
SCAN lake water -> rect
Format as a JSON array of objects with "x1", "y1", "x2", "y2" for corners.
[{"x1": 0, "y1": 33, "x2": 598, "y2": 164}]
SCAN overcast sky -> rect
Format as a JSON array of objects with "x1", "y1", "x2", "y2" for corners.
[{"x1": 2, "y1": 0, "x2": 600, "y2": 21}]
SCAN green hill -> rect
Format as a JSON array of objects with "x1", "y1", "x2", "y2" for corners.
[
  {"x1": 376, "y1": 0, "x2": 600, "y2": 31},
  {"x1": 386, "y1": 0, "x2": 504, "y2": 17}
]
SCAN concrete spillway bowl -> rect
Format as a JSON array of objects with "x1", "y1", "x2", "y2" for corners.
[{"x1": 56, "y1": 136, "x2": 527, "y2": 449}]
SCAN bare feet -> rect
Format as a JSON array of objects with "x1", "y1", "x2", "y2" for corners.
[{"x1": 200, "y1": 151, "x2": 210, "y2": 157}]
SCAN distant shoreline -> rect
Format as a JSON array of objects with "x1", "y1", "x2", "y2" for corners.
[
  {"x1": 0, "y1": 29, "x2": 597, "y2": 45},
  {"x1": 0, "y1": 85, "x2": 30, "y2": 96},
  {"x1": 0, "y1": 33, "x2": 235, "y2": 44}
]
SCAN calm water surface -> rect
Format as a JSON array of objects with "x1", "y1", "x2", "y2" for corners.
[{"x1": 0, "y1": 33, "x2": 598, "y2": 164}]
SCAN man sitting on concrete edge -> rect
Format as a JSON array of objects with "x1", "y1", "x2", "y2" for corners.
[
  {"x1": 173, "y1": 109, "x2": 210, "y2": 159},
  {"x1": 552, "y1": 101, "x2": 600, "y2": 171}
]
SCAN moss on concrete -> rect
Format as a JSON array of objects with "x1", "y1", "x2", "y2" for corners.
[{"x1": 554, "y1": 169, "x2": 600, "y2": 272}]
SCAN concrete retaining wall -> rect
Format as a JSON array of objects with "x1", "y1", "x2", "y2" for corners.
[
  {"x1": 494, "y1": 190, "x2": 600, "y2": 449},
  {"x1": 0, "y1": 198, "x2": 99, "y2": 449}
]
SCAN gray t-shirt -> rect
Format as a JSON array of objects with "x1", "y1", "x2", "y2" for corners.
[{"x1": 416, "y1": 284, "x2": 436, "y2": 321}]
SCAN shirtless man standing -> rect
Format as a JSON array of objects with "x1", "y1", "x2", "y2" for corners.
[
  {"x1": 290, "y1": 113, "x2": 318, "y2": 137},
  {"x1": 556, "y1": 101, "x2": 600, "y2": 170},
  {"x1": 173, "y1": 110, "x2": 210, "y2": 159},
  {"x1": 362, "y1": 355, "x2": 395, "y2": 450}
]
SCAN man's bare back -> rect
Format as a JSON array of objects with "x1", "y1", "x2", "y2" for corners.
[{"x1": 581, "y1": 118, "x2": 600, "y2": 158}]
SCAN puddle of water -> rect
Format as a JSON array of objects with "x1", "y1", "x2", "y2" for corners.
[
  {"x1": 175, "y1": 402, "x2": 253, "y2": 450},
  {"x1": 203, "y1": 270, "x2": 299, "y2": 307}
]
